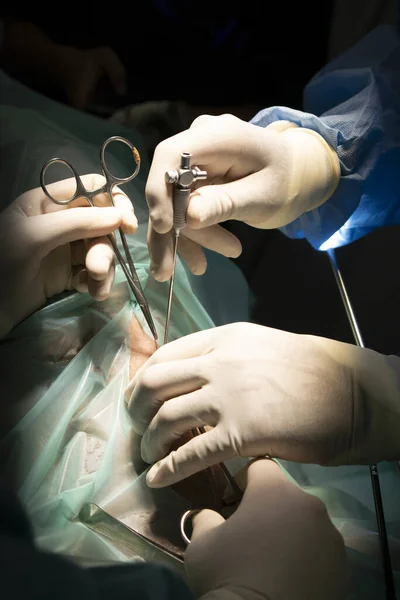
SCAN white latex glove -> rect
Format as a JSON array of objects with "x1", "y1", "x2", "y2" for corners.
[
  {"x1": 185, "y1": 458, "x2": 348, "y2": 600},
  {"x1": 145, "y1": 114, "x2": 340, "y2": 281},
  {"x1": 0, "y1": 174, "x2": 137, "y2": 339},
  {"x1": 126, "y1": 322, "x2": 400, "y2": 488}
]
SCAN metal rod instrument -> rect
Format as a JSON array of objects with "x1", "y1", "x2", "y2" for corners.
[
  {"x1": 327, "y1": 248, "x2": 396, "y2": 600},
  {"x1": 164, "y1": 153, "x2": 207, "y2": 344}
]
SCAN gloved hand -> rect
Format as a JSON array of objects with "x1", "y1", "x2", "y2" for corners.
[
  {"x1": 0, "y1": 175, "x2": 137, "y2": 339},
  {"x1": 185, "y1": 457, "x2": 348, "y2": 600},
  {"x1": 145, "y1": 114, "x2": 340, "y2": 281},
  {"x1": 126, "y1": 322, "x2": 400, "y2": 488}
]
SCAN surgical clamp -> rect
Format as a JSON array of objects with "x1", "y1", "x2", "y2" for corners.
[{"x1": 40, "y1": 136, "x2": 158, "y2": 342}]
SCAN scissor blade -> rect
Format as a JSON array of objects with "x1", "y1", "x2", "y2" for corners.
[
  {"x1": 164, "y1": 234, "x2": 179, "y2": 345},
  {"x1": 79, "y1": 503, "x2": 185, "y2": 573}
]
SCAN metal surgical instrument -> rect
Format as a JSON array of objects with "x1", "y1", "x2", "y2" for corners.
[
  {"x1": 79, "y1": 502, "x2": 185, "y2": 574},
  {"x1": 328, "y1": 248, "x2": 396, "y2": 600},
  {"x1": 164, "y1": 153, "x2": 207, "y2": 344},
  {"x1": 179, "y1": 442, "x2": 244, "y2": 545},
  {"x1": 40, "y1": 136, "x2": 158, "y2": 341}
]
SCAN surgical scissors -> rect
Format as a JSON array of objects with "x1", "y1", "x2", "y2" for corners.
[{"x1": 40, "y1": 136, "x2": 158, "y2": 341}]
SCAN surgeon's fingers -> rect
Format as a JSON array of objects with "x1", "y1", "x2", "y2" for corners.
[
  {"x1": 88, "y1": 263, "x2": 115, "y2": 301},
  {"x1": 132, "y1": 326, "x2": 220, "y2": 370},
  {"x1": 146, "y1": 114, "x2": 262, "y2": 234},
  {"x1": 147, "y1": 222, "x2": 207, "y2": 281},
  {"x1": 70, "y1": 240, "x2": 86, "y2": 266},
  {"x1": 148, "y1": 221, "x2": 241, "y2": 281},
  {"x1": 190, "y1": 509, "x2": 225, "y2": 542},
  {"x1": 148, "y1": 225, "x2": 206, "y2": 282},
  {"x1": 189, "y1": 114, "x2": 214, "y2": 129},
  {"x1": 146, "y1": 428, "x2": 235, "y2": 488},
  {"x1": 73, "y1": 268, "x2": 89, "y2": 293},
  {"x1": 186, "y1": 170, "x2": 283, "y2": 230},
  {"x1": 183, "y1": 224, "x2": 242, "y2": 258},
  {"x1": 26, "y1": 207, "x2": 128, "y2": 258},
  {"x1": 147, "y1": 222, "x2": 174, "y2": 282},
  {"x1": 141, "y1": 391, "x2": 218, "y2": 463},
  {"x1": 127, "y1": 357, "x2": 208, "y2": 435},
  {"x1": 85, "y1": 236, "x2": 116, "y2": 300},
  {"x1": 17, "y1": 176, "x2": 85, "y2": 216},
  {"x1": 234, "y1": 458, "x2": 285, "y2": 498},
  {"x1": 80, "y1": 175, "x2": 137, "y2": 234},
  {"x1": 109, "y1": 195, "x2": 138, "y2": 234},
  {"x1": 22, "y1": 174, "x2": 137, "y2": 233},
  {"x1": 232, "y1": 459, "x2": 335, "y2": 527},
  {"x1": 148, "y1": 229, "x2": 208, "y2": 281},
  {"x1": 85, "y1": 236, "x2": 114, "y2": 280},
  {"x1": 177, "y1": 236, "x2": 207, "y2": 276}
]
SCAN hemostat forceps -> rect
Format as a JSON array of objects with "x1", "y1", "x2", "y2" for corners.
[
  {"x1": 40, "y1": 136, "x2": 158, "y2": 342},
  {"x1": 164, "y1": 153, "x2": 207, "y2": 344}
]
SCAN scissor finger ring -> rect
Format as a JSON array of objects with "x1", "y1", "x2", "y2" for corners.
[{"x1": 180, "y1": 509, "x2": 202, "y2": 545}]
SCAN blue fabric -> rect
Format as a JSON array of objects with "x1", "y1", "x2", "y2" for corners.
[{"x1": 251, "y1": 24, "x2": 400, "y2": 250}]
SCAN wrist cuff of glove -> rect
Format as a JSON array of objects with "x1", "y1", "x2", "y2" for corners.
[{"x1": 266, "y1": 120, "x2": 341, "y2": 215}]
